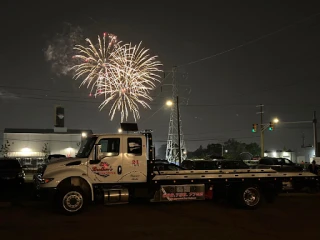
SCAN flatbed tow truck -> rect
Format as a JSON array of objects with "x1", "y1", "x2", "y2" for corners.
[{"x1": 35, "y1": 123, "x2": 319, "y2": 214}]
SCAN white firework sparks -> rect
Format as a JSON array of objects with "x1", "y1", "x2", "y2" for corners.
[
  {"x1": 72, "y1": 32, "x2": 119, "y2": 96},
  {"x1": 97, "y1": 42, "x2": 162, "y2": 121},
  {"x1": 72, "y1": 33, "x2": 162, "y2": 122}
]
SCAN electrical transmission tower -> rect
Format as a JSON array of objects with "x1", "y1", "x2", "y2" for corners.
[{"x1": 166, "y1": 67, "x2": 187, "y2": 165}]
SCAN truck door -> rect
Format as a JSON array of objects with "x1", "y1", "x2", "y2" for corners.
[
  {"x1": 119, "y1": 136, "x2": 147, "y2": 183},
  {"x1": 88, "y1": 137, "x2": 123, "y2": 183}
]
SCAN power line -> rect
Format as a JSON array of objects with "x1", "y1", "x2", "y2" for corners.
[
  {"x1": 0, "y1": 85, "x2": 78, "y2": 94},
  {"x1": 154, "y1": 135, "x2": 260, "y2": 143},
  {"x1": 177, "y1": 11, "x2": 320, "y2": 67},
  {"x1": 2, "y1": 94, "x2": 320, "y2": 109}
]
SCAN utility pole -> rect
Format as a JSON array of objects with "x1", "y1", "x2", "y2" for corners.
[
  {"x1": 221, "y1": 144, "x2": 224, "y2": 157},
  {"x1": 176, "y1": 95, "x2": 182, "y2": 165},
  {"x1": 256, "y1": 104, "x2": 264, "y2": 157},
  {"x1": 166, "y1": 66, "x2": 187, "y2": 165},
  {"x1": 313, "y1": 111, "x2": 318, "y2": 157},
  {"x1": 301, "y1": 132, "x2": 305, "y2": 148}
]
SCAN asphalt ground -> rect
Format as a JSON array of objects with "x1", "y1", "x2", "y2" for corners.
[{"x1": 0, "y1": 183, "x2": 320, "y2": 240}]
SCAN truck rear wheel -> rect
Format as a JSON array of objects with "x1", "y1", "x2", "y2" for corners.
[
  {"x1": 58, "y1": 187, "x2": 87, "y2": 215},
  {"x1": 236, "y1": 185, "x2": 261, "y2": 209}
]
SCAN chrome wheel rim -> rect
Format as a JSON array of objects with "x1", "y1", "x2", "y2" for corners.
[
  {"x1": 62, "y1": 191, "x2": 83, "y2": 212},
  {"x1": 243, "y1": 187, "x2": 260, "y2": 207}
]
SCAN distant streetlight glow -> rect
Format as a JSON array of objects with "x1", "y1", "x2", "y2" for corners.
[
  {"x1": 81, "y1": 132, "x2": 87, "y2": 138},
  {"x1": 166, "y1": 100, "x2": 173, "y2": 107},
  {"x1": 273, "y1": 118, "x2": 279, "y2": 123},
  {"x1": 118, "y1": 128, "x2": 123, "y2": 133}
]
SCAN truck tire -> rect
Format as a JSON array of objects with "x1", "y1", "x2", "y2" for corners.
[
  {"x1": 58, "y1": 187, "x2": 87, "y2": 215},
  {"x1": 235, "y1": 185, "x2": 261, "y2": 209}
]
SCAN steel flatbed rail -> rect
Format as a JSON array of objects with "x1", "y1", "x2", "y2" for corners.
[
  {"x1": 154, "y1": 168, "x2": 278, "y2": 175},
  {"x1": 152, "y1": 169, "x2": 318, "y2": 181}
]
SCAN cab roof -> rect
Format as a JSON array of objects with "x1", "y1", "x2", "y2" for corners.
[{"x1": 91, "y1": 132, "x2": 145, "y2": 138}]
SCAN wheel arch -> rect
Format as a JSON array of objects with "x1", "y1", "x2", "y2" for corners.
[{"x1": 57, "y1": 176, "x2": 94, "y2": 201}]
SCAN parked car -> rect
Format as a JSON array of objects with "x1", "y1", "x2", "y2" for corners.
[
  {"x1": 0, "y1": 158, "x2": 25, "y2": 189},
  {"x1": 154, "y1": 159, "x2": 169, "y2": 164},
  {"x1": 153, "y1": 161, "x2": 185, "y2": 171},
  {"x1": 181, "y1": 159, "x2": 250, "y2": 170},
  {"x1": 48, "y1": 154, "x2": 67, "y2": 161},
  {"x1": 256, "y1": 157, "x2": 303, "y2": 172}
]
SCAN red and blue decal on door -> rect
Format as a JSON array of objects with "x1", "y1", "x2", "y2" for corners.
[{"x1": 91, "y1": 162, "x2": 116, "y2": 177}]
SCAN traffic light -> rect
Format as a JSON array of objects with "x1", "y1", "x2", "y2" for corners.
[
  {"x1": 269, "y1": 122, "x2": 274, "y2": 131},
  {"x1": 252, "y1": 124, "x2": 258, "y2": 133}
]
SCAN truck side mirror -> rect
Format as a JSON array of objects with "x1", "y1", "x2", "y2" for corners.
[
  {"x1": 89, "y1": 144, "x2": 101, "y2": 164},
  {"x1": 94, "y1": 144, "x2": 101, "y2": 160}
]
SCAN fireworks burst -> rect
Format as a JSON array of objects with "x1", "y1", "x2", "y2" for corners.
[
  {"x1": 72, "y1": 33, "x2": 162, "y2": 122},
  {"x1": 97, "y1": 42, "x2": 162, "y2": 121},
  {"x1": 72, "y1": 32, "x2": 119, "y2": 96}
]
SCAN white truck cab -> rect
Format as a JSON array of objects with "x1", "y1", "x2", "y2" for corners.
[{"x1": 41, "y1": 133, "x2": 149, "y2": 185}]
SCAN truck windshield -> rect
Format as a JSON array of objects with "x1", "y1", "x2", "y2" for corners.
[{"x1": 76, "y1": 136, "x2": 97, "y2": 158}]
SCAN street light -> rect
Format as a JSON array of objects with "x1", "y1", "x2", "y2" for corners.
[
  {"x1": 273, "y1": 118, "x2": 279, "y2": 123},
  {"x1": 118, "y1": 128, "x2": 123, "y2": 133},
  {"x1": 166, "y1": 100, "x2": 173, "y2": 107},
  {"x1": 81, "y1": 132, "x2": 87, "y2": 138}
]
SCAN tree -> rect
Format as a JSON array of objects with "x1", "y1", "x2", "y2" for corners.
[
  {"x1": 188, "y1": 145, "x2": 207, "y2": 159},
  {"x1": 223, "y1": 139, "x2": 246, "y2": 160},
  {"x1": 0, "y1": 140, "x2": 14, "y2": 158},
  {"x1": 245, "y1": 143, "x2": 261, "y2": 157},
  {"x1": 188, "y1": 139, "x2": 260, "y2": 160},
  {"x1": 206, "y1": 143, "x2": 223, "y2": 158},
  {"x1": 42, "y1": 142, "x2": 50, "y2": 160}
]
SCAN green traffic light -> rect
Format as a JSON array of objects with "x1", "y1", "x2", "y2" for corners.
[
  {"x1": 269, "y1": 127, "x2": 273, "y2": 131},
  {"x1": 252, "y1": 129, "x2": 256, "y2": 132}
]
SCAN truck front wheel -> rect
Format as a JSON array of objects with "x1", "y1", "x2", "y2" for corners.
[{"x1": 58, "y1": 187, "x2": 87, "y2": 215}]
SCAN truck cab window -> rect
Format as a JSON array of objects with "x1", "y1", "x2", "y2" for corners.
[
  {"x1": 99, "y1": 138, "x2": 120, "y2": 157},
  {"x1": 127, "y1": 138, "x2": 142, "y2": 155}
]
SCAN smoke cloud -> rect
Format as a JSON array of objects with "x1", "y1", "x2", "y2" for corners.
[
  {"x1": 44, "y1": 22, "x2": 84, "y2": 77},
  {"x1": 0, "y1": 89, "x2": 18, "y2": 99}
]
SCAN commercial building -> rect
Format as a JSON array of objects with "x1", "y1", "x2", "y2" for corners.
[
  {"x1": 264, "y1": 147, "x2": 315, "y2": 164},
  {"x1": 2, "y1": 127, "x2": 92, "y2": 157},
  {"x1": 0, "y1": 106, "x2": 92, "y2": 168}
]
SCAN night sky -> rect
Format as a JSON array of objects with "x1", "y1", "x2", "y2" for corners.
[{"x1": 1, "y1": 1, "x2": 320, "y2": 152}]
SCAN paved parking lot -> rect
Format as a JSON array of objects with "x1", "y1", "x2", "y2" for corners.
[{"x1": 1, "y1": 187, "x2": 320, "y2": 240}]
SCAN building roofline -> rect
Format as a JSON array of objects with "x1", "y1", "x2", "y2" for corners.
[{"x1": 4, "y1": 128, "x2": 93, "y2": 134}]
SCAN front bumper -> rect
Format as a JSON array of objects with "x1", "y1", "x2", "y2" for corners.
[{"x1": 33, "y1": 174, "x2": 58, "y2": 200}]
